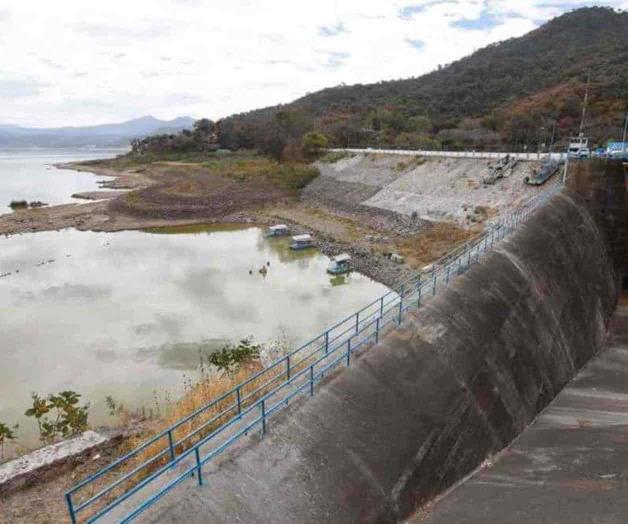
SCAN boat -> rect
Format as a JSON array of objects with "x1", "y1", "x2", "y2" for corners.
[
  {"x1": 524, "y1": 158, "x2": 561, "y2": 186},
  {"x1": 327, "y1": 253, "x2": 351, "y2": 274},
  {"x1": 290, "y1": 234, "x2": 314, "y2": 250},
  {"x1": 265, "y1": 224, "x2": 289, "y2": 237}
]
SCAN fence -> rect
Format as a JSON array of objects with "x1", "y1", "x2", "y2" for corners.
[{"x1": 65, "y1": 183, "x2": 563, "y2": 523}]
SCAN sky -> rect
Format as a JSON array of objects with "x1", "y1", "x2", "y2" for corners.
[{"x1": 0, "y1": 0, "x2": 626, "y2": 127}]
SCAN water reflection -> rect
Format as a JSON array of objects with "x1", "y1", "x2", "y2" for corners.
[
  {"x1": 329, "y1": 274, "x2": 349, "y2": 287},
  {"x1": 0, "y1": 225, "x2": 389, "y2": 445},
  {"x1": 0, "y1": 147, "x2": 127, "y2": 210}
]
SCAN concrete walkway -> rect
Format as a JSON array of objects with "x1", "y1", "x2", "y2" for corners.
[{"x1": 417, "y1": 303, "x2": 628, "y2": 524}]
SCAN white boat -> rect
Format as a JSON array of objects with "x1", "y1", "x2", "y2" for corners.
[
  {"x1": 290, "y1": 234, "x2": 314, "y2": 250},
  {"x1": 265, "y1": 224, "x2": 289, "y2": 237},
  {"x1": 327, "y1": 253, "x2": 351, "y2": 274}
]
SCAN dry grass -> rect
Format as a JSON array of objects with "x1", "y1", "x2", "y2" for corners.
[
  {"x1": 395, "y1": 222, "x2": 478, "y2": 268},
  {"x1": 66, "y1": 361, "x2": 276, "y2": 516},
  {"x1": 107, "y1": 153, "x2": 319, "y2": 220},
  {"x1": 67, "y1": 339, "x2": 328, "y2": 519}
]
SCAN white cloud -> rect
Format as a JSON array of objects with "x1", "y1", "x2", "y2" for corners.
[{"x1": 0, "y1": 0, "x2": 626, "y2": 126}]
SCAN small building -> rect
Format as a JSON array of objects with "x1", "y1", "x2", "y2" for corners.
[
  {"x1": 290, "y1": 234, "x2": 314, "y2": 250},
  {"x1": 327, "y1": 253, "x2": 351, "y2": 274},
  {"x1": 265, "y1": 224, "x2": 289, "y2": 237}
]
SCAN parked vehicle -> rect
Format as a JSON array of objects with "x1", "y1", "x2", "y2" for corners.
[
  {"x1": 265, "y1": 224, "x2": 289, "y2": 237},
  {"x1": 568, "y1": 134, "x2": 589, "y2": 159},
  {"x1": 290, "y1": 234, "x2": 314, "y2": 250},
  {"x1": 607, "y1": 142, "x2": 628, "y2": 160},
  {"x1": 327, "y1": 253, "x2": 351, "y2": 274}
]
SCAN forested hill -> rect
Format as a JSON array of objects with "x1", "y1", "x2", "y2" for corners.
[
  {"x1": 217, "y1": 6, "x2": 627, "y2": 153},
  {"x1": 134, "y1": 7, "x2": 627, "y2": 158}
]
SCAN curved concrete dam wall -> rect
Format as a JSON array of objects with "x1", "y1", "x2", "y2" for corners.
[{"x1": 145, "y1": 170, "x2": 624, "y2": 523}]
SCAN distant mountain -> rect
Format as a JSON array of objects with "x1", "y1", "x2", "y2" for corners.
[
  {"x1": 216, "y1": 6, "x2": 627, "y2": 152},
  {"x1": 0, "y1": 116, "x2": 195, "y2": 147}
]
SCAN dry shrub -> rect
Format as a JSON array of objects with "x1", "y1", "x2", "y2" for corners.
[
  {"x1": 71, "y1": 335, "x2": 325, "y2": 518},
  {"x1": 395, "y1": 222, "x2": 477, "y2": 268}
]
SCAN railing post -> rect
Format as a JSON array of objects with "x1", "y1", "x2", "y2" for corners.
[
  {"x1": 398, "y1": 285, "x2": 404, "y2": 324},
  {"x1": 432, "y1": 270, "x2": 437, "y2": 296},
  {"x1": 236, "y1": 387, "x2": 242, "y2": 416},
  {"x1": 467, "y1": 249, "x2": 472, "y2": 267},
  {"x1": 446, "y1": 265, "x2": 450, "y2": 284},
  {"x1": 380, "y1": 296, "x2": 384, "y2": 317},
  {"x1": 346, "y1": 338, "x2": 352, "y2": 366},
  {"x1": 260, "y1": 400, "x2": 266, "y2": 435},
  {"x1": 355, "y1": 311, "x2": 359, "y2": 335},
  {"x1": 324, "y1": 330, "x2": 329, "y2": 354},
  {"x1": 167, "y1": 430, "x2": 176, "y2": 462},
  {"x1": 195, "y1": 447, "x2": 203, "y2": 486},
  {"x1": 309, "y1": 366, "x2": 315, "y2": 396},
  {"x1": 286, "y1": 355, "x2": 291, "y2": 380},
  {"x1": 375, "y1": 317, "x2": 380, "y2": 343},
  {"x1": 65, "y1": 493, "x2": 77, "y2": 524}
]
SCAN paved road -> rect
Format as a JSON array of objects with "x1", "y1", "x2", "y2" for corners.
[
  {"x1": 334, "y1": 148, "x2": 568, "y2": 162},
  {"x1": 416, "y1": 303, "x2": 628, "y2": 524}
]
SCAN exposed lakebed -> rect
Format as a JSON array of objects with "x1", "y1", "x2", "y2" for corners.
[{"x1": 0, "y1": 225, "x2": 389, "y2": 447}]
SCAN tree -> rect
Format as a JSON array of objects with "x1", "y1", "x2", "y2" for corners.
[
  {"x1": 193, "y1": 118, "x2": 214, "y2": 135},
  {"x1": 301, "y1": 131, "x2": 329, "y2": 159}
]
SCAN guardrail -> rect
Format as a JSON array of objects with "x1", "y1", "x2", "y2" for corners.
[
  {"x1": 333, "y1": 148, "x2": 568, "y2": 162},
  {"x1": 65, "y1": 183, "x2": 562, "y2": 523}
]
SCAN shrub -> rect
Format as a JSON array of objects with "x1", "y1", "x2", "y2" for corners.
[
  {"x1": 0, "y1": 422, "x2": 18, "y2": 462},
  {"x1": 208, "y1": 338, "x2": 261, "y2": 374},
  {"x1": 301, "y1": 131, "x2": 329, "y2": 159},
  {"x1": 25, "y1": 391, "x2": 89, "y2": 443}
]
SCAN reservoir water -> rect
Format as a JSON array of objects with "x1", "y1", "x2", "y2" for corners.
[
  {"x1": 0, "y1": 150, "x2": 389, "y2": 452},
  {"x1": 0, "y1": 147, "x2": 127, "y2": 210}
]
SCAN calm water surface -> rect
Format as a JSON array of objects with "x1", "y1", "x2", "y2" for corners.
[
  {"x1": 0, "y1": 225, "x2": 388, "y2": 447},
  {"x1": 0, "y1": 147, "x2": 127, "y2": 210}
]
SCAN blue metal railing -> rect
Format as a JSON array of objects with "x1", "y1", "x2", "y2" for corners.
[{"x1": 65, "y1": 183, "x2": 562, "y2": 523}]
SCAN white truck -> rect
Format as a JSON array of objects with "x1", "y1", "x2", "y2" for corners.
[{"x1": 568, "y1": 134, "x2": 590, "y2": 159}]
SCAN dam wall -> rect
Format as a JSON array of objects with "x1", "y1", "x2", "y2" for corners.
[{"x1": 143, "y1": 161, "x2": 625, "y2": 524}]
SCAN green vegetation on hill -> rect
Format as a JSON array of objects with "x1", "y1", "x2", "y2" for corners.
[{"x1": 134, "y1": 7, "x2": 628, "y2": 158}]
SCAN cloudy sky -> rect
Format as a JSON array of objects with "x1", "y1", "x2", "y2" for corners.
[{"x1": 0, "y1": 0, "x2": 626, "y2": 127}]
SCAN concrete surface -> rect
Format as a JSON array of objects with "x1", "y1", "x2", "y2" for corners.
[
  {"x1": 417, "y1": 304, "x2": 628, "y2": 524},
  {"x1": 314, "y1": 153, "x2": 545, "y2": 224},
  {"x1": 0, "y1": 431, "x2": 106, "y2": 494},
  {"x1": 135, "y1": 185, "x2": 620, "y2": 523}
]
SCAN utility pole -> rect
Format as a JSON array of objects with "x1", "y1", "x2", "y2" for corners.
[
  {"x1": 579, "y1": 74, "x2": 590, "y2": 137},
  {"x1": 549, "y1": 121, "x2": 557, "y2": 156},
  {"x1": 622, "y1": 108, "x2": 628, "y2": 159}
]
